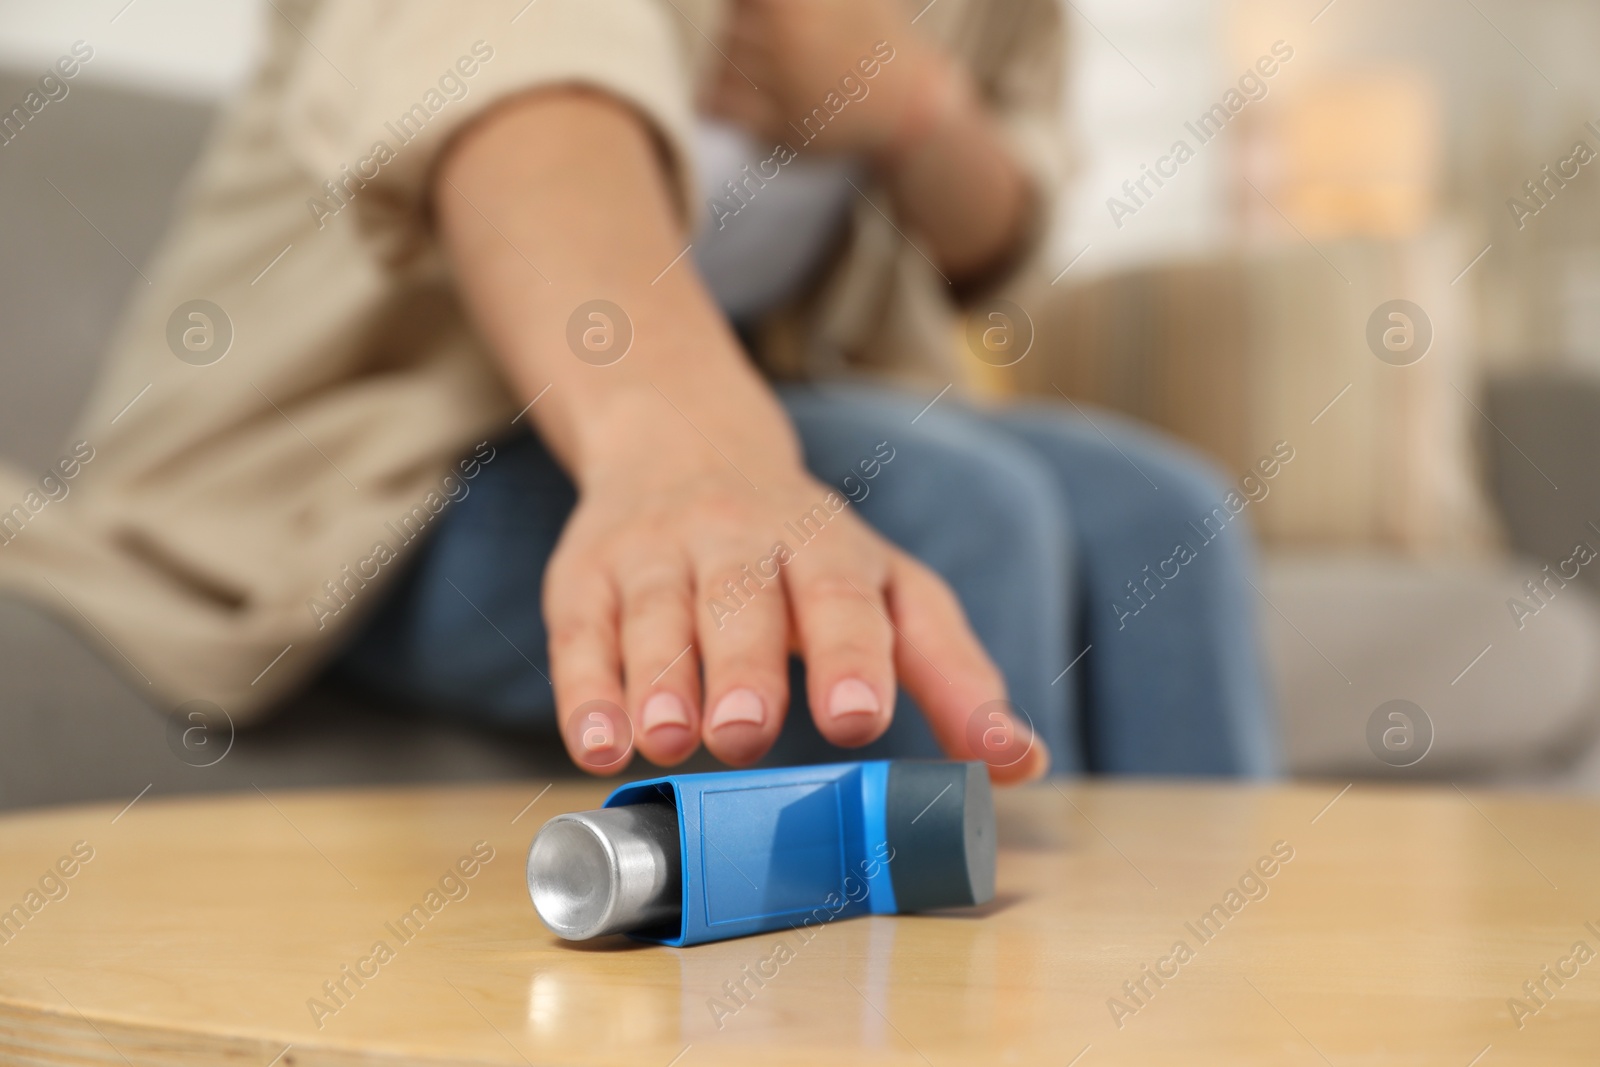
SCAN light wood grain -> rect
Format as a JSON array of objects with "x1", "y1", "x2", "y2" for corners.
[{"x1": 0, "y1": 779, "x2": 1597, "y2": 1066}]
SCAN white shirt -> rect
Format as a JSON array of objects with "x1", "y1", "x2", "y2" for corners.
[{"x1": 690, "y1": 118, "x2": 858, "y2": 322}]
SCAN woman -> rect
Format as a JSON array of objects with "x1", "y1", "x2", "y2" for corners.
[{"x1": 0, "y1": 0, "x2": 1275, "y2": 781}]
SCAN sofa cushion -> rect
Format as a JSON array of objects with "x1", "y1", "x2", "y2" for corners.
[
  {"x1": 1263, "y1": 554, "x2": 1600, "y2": 777},
  {"x1": 0, "y1": 594, "x2": 578, "y2": 812}
]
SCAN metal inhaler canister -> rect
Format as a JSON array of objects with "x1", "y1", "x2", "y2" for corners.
[{"x1": 526, "y1": 759, "x2": 996, "y2": 946}]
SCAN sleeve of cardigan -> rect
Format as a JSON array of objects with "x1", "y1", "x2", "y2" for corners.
[{"x1": 276, "y1": 0, "x2": 698, "y2": 248}]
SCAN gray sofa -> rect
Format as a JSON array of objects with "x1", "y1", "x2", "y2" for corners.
[{"x1": 3, "y1": 74, "x2": 1598, "y2": 811}]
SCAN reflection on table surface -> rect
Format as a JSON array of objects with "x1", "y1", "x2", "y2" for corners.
[{"x1": 0, "y1": 780, "x2": 1597, "y2": 1065}]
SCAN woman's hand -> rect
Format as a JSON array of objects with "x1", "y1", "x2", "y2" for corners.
[
  {"x1": 703, "y1": 0, "x2": 1036, "y2": 283},
  {"x1": 543, "y1": 413, "x2": 1047, "y2": 782},
  {"x1": 704, "y1": 0, "x2": 938, "y2": 158},
  {"x1": 435, "y1": 89, "x2": 1045, "y2": 784}
]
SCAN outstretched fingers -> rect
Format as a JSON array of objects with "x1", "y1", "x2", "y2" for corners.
[
  {"x1": 695, "y1": 548, "x2": 791, "y2": 765},
  {"x1": 543, "y1": 558, "x2": 635, "y2": 775},
  {"x1": 617, "y1": 552, "x2": 702, "y2": 766},
  {"x1": 886, "y1": 553, "x2": 1048, "y2": 784},
  {"x1": 785, "y1": 549, "x2": 896, "y2": 749}
]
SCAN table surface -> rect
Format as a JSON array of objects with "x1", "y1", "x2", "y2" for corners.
[{"x1": 0, "y1": 779, "x2": 1597, "y2": 1066}]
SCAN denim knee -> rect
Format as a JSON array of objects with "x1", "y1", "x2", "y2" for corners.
[
  {"x1": 330, "y1": 429, "x2": 573, "y2": 726},
  {"x1": 778, "y1": 386, "x2": 1078, "y2": 764},
  {"x1": 785, "y1": 387, "x2": 1074, "y2": 619},
  {"x1": 990, "y1": 401, "x2": 1277, "y2": 774},
  {"x1": 996, "y1": 401, "x2": 1259, "y2": 590}
]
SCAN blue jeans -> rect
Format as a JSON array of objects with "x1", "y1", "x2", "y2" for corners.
[{"x1": 333, "y1": 384, "x2": 1279, "y2": 776}]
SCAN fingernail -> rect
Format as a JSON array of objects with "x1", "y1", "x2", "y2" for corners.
[
  {"x1": 641, "y1": 692, "x2": 690, "y2": 734},
  {"x1": 1022, "y1": 736, "x2": 1050, "y2": 781},
  {"x1": 709, "y1": 688, "x2": 766, "y2": 731},
  {"x1": 827, "y1": 678, "x2": 881, "y2": 720}
]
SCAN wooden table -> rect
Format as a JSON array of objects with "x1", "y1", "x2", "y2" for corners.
[{"x1": 0, "y1": 780, "x2": 1596, "y2": 1066}]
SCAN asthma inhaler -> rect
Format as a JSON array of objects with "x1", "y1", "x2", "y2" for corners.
[{"x1": 526, "y1": 760, "x2": 995, "y2": 945}]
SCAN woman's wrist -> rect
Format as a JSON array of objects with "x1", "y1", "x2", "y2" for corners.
[
  {"x1": 567, "y1": 375, "x2": 802, "y2": 493},
  {"x1": 867, "y1": 45, "x2": 975, "y2": 173},
  {"x1": 856, "y1": 43, "x2": 1033, "y2": 285}
]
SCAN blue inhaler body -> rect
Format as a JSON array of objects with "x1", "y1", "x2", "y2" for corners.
[{"x1": 527, "y1": 760, "x2": 995, "y2": 946}]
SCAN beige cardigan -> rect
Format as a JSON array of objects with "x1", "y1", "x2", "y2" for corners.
[{"x1": 0, "y1": 0, "x2": 1066, "y2": 720}]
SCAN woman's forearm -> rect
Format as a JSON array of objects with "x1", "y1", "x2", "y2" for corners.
[
  {"x1": 429, "y1": 84, "x2": 1039, "y2": 783},
  {"x1": 434, "y1": 89, "x2": 799, "y2": 488},
  {"x1": 871, "y1": 50, "x2": 1034, "y2": 284}
]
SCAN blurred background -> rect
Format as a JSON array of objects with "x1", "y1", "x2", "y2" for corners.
[{"x1": 3, "y1": 0, "x2": 1599, "y2": 806}]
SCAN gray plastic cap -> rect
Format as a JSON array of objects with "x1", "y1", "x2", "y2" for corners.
[{"x1": 885, "y1": 761, "x2": 996, "y2": 912}]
